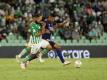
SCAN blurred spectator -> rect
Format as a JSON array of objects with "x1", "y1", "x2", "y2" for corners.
[
  {"x1": 0, "y1": 0, "x2": 106, "y2": 42},
  {"x1": 101, "y1": 11, "x2": 107, "y2": 32}
]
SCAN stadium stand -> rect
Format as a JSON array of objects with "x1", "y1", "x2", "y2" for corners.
[{"x1": 0, "y1": 0, "x2": 107, "y2": 46}]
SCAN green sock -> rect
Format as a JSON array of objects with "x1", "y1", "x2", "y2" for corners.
[
  {"x1": 18, "y1": 47, "x2": 30, "y2": 58},
  {"x1": 22, "y1": 55, "x2": 32, "y2": 63},
  {"x1": 41, "y1": 48, "x2": 49, "y2": 54}
]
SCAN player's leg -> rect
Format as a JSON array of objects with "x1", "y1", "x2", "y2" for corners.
[
  {"x1": 20, "y1": 47, "x2": 50, "y2": 69},
  {"x1": 28, "y1": 40, "x2": 70, "y2": 65},
  {"x1": 20, "y1": 42, "x2": 44, "y2": 69},
  {"x1": 16, "y1": 47, "x2": 31, "y2": 62},
  {"x1": 26, "y1": 40, "x2": 52, "y2": 63},
  {"x1": 36, "y1": 40, "x2": 71, "y2": 65},
  {"x1": 38, "y1": 52, "x2": 44, "y2": 63},
  {"x1": 22, "y1": 48, "x2": 49, "y2": 65},
  {"x1": 33, "y1": 39, "x2": 52, "y2": 62},
  {"x1": 20, "y1": 44, "x2": 49, "y2": 69},
  {"x1": 49, "y1": 41, "x2": 71, "y2": 65},
  {"x1": 20, "y1": 53, "x2": 38, "y2": 69},
  {"x1": 38, "y1": 48, "x2": 49, "y2": 62},
  {"x1": 55, "y1": 47, "x2": 71, "y2": 65},
  {"x1": 49, "y1": 41, "x2": 64, "y2": 63}
]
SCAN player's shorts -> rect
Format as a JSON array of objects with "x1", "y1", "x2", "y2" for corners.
[
  {"x1": 48, "y1": 41, "x2": 55, "y2": 49},
  {"x1": 31, "y1": 39, "x2": 49, "y2": 54}
]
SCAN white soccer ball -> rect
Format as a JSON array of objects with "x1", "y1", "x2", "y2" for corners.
[{"x1": 74, "y1": 60, "x2": 82, "y2": 68}]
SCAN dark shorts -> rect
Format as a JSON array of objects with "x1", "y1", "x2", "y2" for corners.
[
  {"x1": 49, "y1": 41, "x2": 55, "y2": 49},
  {"x1": 29, "y1": 54, "x2": 38, "y2": 61}
]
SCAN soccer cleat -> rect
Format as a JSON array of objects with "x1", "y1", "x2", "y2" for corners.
[
  {"x1": 16, "y1": 55, "x2": 20, "y2": 63},
  {"x1": 63, "y1": 61, "x2": 71, "y2": 65},
  {"x1": 20, "y1": 62, "x2": 26, "y2": 69}
]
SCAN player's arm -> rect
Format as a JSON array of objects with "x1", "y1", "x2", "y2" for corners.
[{"x1": 56, "y1": 19, "x2": 70, "y2": 28}]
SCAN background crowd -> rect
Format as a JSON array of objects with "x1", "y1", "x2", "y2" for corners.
[{"x1": 0, "y1": 0, "x2": 107, "y2": 42}]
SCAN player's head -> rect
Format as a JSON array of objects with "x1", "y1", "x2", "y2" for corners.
[
  {"x1": 47, "y1": 16, "x2": 54, "y2": 22},
  {"x1": 34, "y1": 14, "x2": 43, "y2": 22}
]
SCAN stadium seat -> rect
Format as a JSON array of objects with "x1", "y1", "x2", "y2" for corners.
[
  {"x1": 78, "y1": 39, "x2": 85, "y2": 45},
  {"x1": 0, "y1": 42, "x2": 1, "y2": 47},
  {"x1": 103, "y1": 32, "x2": 107, "y2": 36},
  {"x1": 55, "y1": 36, "x2": 61, "y2": 40},
  {"x1": 96, "y1": 39, "x2": 103, "y2": 45},
  {"x1": 55, "y1": 36, "x2": 61, "y2": 43},
  {"x1": 102, "y1": 33, "x2": 107, "y2": 39},
  {"x1": 66, "y1": 40, "x2": 72, "y2": 45},
  {"x1": 84, "y1": 39, "x2": 90, "y2": 45},
  {"x1": 102, "y1": 39, "x2": 107, "y2": 45},
  {"x1": 0, "y1": 40, "x2": 7, "y2": 46},
  {"x1": 18, "y1": 36, "x2": 23, "y2": 39},
  {"x1": 8, "y1": 39, "x2": 15, "y2": 43},
  {"x1": 91, "y1": 39, "x2": 97, "y2": 45},
  {"x1": 21, "y1": 40, "x2": 26, "y2": 43},
  {"x1": 6, "y1": 42, "x2": 15, "y2": 46},
  {"x1": 60, "y1": 40, "x2": 66, "y2": 45},
  {"x1": 81, "y1": 36, "x2": 86, "y2": 40},
  {"x1": 72, "y1": 39, "x2": 78, "y2": 45}
]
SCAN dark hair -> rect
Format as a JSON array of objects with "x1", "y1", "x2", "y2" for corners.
[{"x1": 34, "y1": 14, "x2": 41, "y2": 17}]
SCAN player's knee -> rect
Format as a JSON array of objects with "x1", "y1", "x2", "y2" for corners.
[
  {"x1": 54, "y1": 44, "x2": 61, "y2": 48},
  {"x1": 46, "y1": 44, "x2": 53, "y2": 50}
]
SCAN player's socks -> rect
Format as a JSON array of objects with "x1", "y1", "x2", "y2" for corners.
[
  {"x1": 22, "y1": 54, "x2": 38, "y2": 63},
  {"x1": 55, "y1": 49, "x2": 65, "y2": 63},
  {"x1": 16, "y1": 47, "x2": 30, "y2": 62},
  {"x1": 40, "y1": 48, "x2": 49, "y2": 54},
  {"x1": 18, "y1": 47, "x2": 30, "y2": 58},
  {"x1": 42, "y1": 48, "x2": 49, "y2": 54},
  {"x1": 29, "y1": 54, "x2": 38, "y2": 61},
  {"x1": 16, "y1": 55, "x2": 21, "y2": 62},
  {"x1": 22, "y1": 55, "x2": 32, "y2": 63},
  {"x1": 35, "y1": 48, "x2": 49, "y2": 63}
]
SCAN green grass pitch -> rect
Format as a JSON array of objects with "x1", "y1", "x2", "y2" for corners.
[{"x1": 0, "y1": 58, "x2": 107, "y2": 80}]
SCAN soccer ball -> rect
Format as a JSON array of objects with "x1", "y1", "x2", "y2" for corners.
[{"x1": 74, "y1": 60, "x2": 82, "y2": 68}]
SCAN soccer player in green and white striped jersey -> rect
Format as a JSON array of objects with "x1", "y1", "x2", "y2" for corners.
[
  {"x1": 16, "y1": 16, "x2": 45, "y2": 63},
  {"x1": 28, "y1": 20, "x2": 46, "y2": 62},
  {"x1": 20, "y1": 15, "x2": 53, "y2": 69}
]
